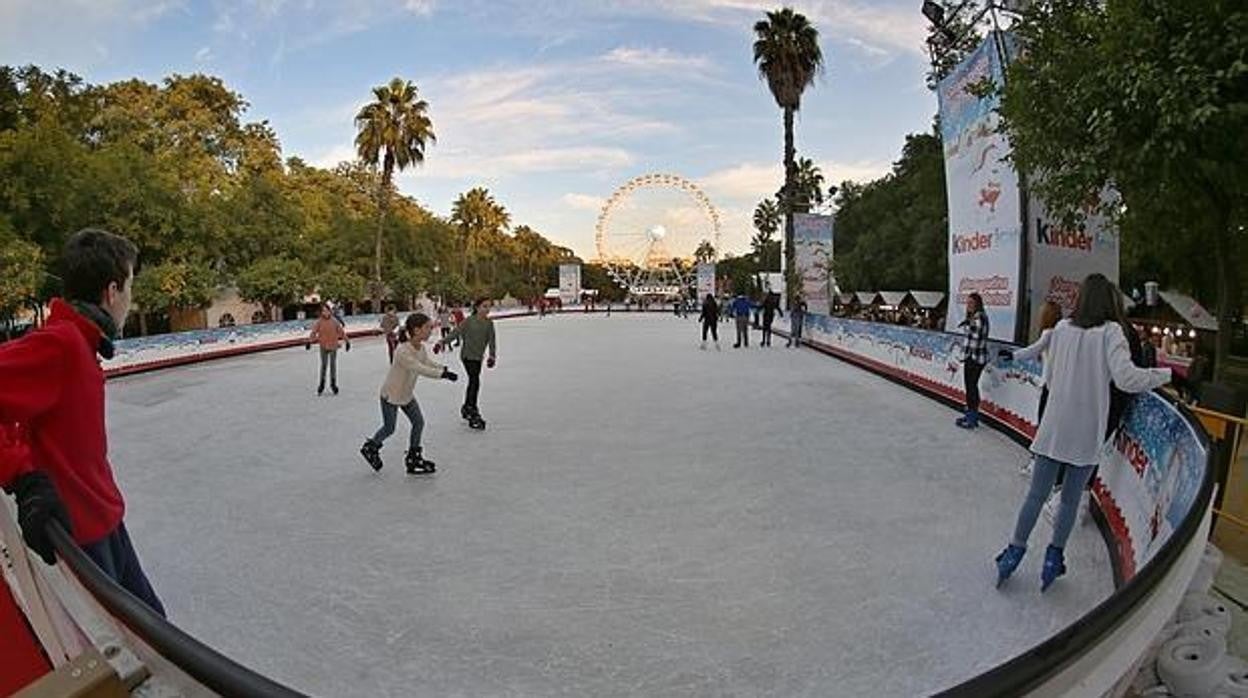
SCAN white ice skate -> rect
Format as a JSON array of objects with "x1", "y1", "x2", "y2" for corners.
[{"x1": 700, "y1": 341, "x2": 707, "y2": 350}]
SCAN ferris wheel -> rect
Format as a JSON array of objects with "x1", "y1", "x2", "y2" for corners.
[{"x1": 594, "y1": 173, "x2": 721, "y2": 296}]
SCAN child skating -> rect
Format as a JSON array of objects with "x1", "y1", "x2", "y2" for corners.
[
  {"x1": 309, "y1": 303, "x2": 348, "y2": 395},
  {"x1": 360, "y1": 313, "x2": 458, "y2": 474},
  {"x1": 436, "y1": 298, "x2": 497, "y2": 431}
]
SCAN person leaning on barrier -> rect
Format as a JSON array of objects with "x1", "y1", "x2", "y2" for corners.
[
  {"x1": 0, "y1": 229, "x2": 166, "y2": 615},
  {"x1": 995, "y1": 274, "x2": 1171, "y2": 592}
]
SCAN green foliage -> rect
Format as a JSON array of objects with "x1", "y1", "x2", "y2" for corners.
[
  {"x1": 132, "y1": 261, "x2": 216, "y2": 313},
  {"x1": 237, "y1": 257, "x2": 309, "y2": 311},
  {"x1": 833, "y1": 132, "x2": 948, "y2": 292},
  {"x1": 0, "y1": 235, "x2": 43, "y2": 319},
  {"x1": 316, "y1": 265, "x2": 368, "y2": 303},
  {"x1": 753, "y1": 8, "x2": 824, "y2": 111},
  {"x1": 389, "y1": 266, "x2": 431, "y2": 304}
]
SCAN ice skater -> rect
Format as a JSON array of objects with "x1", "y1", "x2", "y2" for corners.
[
  {"x1": 760, "y1": 293, "x2": 783, "y2": 347},
  {"x1": 309, "y1": 303, "x2": 348, "y2": 395},
  {"x1": 436, "y1": 298, "x2": 497, "y2": 430},
  {"x1": 787, "y1": 295, "x2": 808, "y2": 347},
  {"x1": 995, "y1": 274, "x2": 1170, "y2": 590},
  {"x1": 955, "y1": 293, "x2": 989, "y2": 428},
  {"x1": 437, "y1": 305, "x2": 452, "y2": 344},
  {"x1": 380, "y1": 305, "x2": 400, "y2": 363},
  {"x1": 359, "y1": 313, "x2": 458, "y2": 474},
  {"x1": 699, "y1": 294, "x2": 721, "y2": 350},
  {"x1": 731, "y1": 293, "x2": 753, "y2": 348},
  {"x1": 0, "y1": 229, "x2": 165, "y2": 615}
]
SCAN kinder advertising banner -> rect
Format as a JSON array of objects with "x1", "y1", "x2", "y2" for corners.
[
  {"x1": 558, "y1": 264, "x2": 582, "y2": 305},
  {"x1": 794, "y1": 213, "x2": 834, "y2": 313},
  {"x1": 1026, "y1": 193, "x2": 1120, "y2": 340},
  {"x1": 696, "y1": 263, "x2": 716, "y2": 299},
  {"x1": 938, "y1": 33, "x2": 1022, "y2": 341},
  {"x1": 1093, "y1": 393, "x2": 1207, "y2": 579}
]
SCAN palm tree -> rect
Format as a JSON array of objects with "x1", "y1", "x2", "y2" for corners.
[
  {"x1": 355, "y1": 77, "x2": 435, "y2": 307},
  {"x1": 792, "y1": 157, "x2": 826, "y2": 212},
  {"x1": 451, "y1": 187, "x2": 510, "y2": 285},
  {"x1": 694, "y1": 240, "x2": 717, "y2": 264},
  {"x1": 753, "y1": 8, "x2": 824, "y2": 297}
]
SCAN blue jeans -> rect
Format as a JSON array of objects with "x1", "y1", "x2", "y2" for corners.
[
  {"x1": 371, "y1": 398, "x2": 424, "y2": 451},
  {"x1": 1012, "y1": 455, "x2": 1094, "y2": 550},
  {"x1": 81, "y1": 523, "x2": 166, "y2": 617}
]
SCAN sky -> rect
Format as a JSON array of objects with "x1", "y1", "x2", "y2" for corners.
[{"x1": 0, "y1": 0, "x2": 939, "y2": 259}]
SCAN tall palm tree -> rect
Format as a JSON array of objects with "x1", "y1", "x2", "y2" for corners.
[
  {"x1": 753, "y1": 198, "x2": 781, "y2": 239},
  {"x1": 451, "y1": 187, "x2": 510, "y2": 285},
  {"x1": 694, "y1": 240, "x2": 717, "y2": 264},
  {"x1": 792, "y1": 157, "x2": 826, "y2": 212},
  {"x1": 754, "y1": 8, "x2": 824, "y2": 297},
  {"x1": 355, "y1": 77, "x2": 435, "y2": 306}
]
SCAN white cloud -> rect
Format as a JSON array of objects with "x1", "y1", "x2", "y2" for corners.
[
  {"x1": 700, "y1": 163, "x2": 783, "y2": 202},
  {"x1": 601, "y1": 46, "x2": 712, "y2": 72},
  {"x1": 604, "y1": 0, "x2": 926, "y2": 57},
  {"x1": 403, "y1": 0, "x2": 436, "y2": 16},
  {"x1": 308, "y1": 143, "x2": 359, "y2": 169},
  {"x1": 562, "y1": 193, "x2": 606, "y2": 211},
  {"x1": 194, "y1": 46, "x2": 213, "y2": 62}
]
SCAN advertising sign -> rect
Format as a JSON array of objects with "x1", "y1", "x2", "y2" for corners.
[
  {"x1": 938, "y1": 33, "x2": 1022, "y2": 340},
  {"x1": 558, "y1": 264, "x2": 582, "y2": 305},
  {"x1": 1026, "y1": 193, "x2": 1120, "y2": 340},
  {"x1": 696, "y1": 263, "x2": 716, "y2": 300},
  {"x1": 793, "y1": 213, "x2": 834, "y2": 313}
]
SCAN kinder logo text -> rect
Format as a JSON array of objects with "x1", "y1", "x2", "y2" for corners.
[
  {"x1": 1114, "y1": 430, "x2": 1150, "y2": 477},
  {"x1": 952, "y1": 232, "x2": 993, "y2": 254},
  {"x1": 1036, "y1": 219, "x2": 1093, "y2": 251}
]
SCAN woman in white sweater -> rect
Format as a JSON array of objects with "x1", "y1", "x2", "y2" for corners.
[
  {"x1": 359, "y1": 313, "x2": 458, "y2": 474},
  {"x1": 996, "y1": 274, "x2": 1171, "y2": 591}
]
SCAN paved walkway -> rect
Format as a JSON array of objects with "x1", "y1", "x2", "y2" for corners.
[{"x1": 106, "y1": 313, "x2": 1112, "y2": 697}]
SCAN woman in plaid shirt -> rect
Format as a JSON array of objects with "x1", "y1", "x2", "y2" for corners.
[{"x1": 956, "y1": 292, "x2": 990, "y2": 429}]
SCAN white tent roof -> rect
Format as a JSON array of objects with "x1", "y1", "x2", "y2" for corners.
[
  {"x1": 879, "y1": 291, "x2": 908, "y2": 307},
  {"x1": 855, "y1": 292, "x2": 880, "y2": 305},
  {"x1": 1159, "y1": 291, "x2": 1219, "y2": 332},
  {"x1": 909, "y1": 291, "x2": 946, "y2": 309},
  {"x1": 837, "y1": 293, "x2": 856, "y2": 305}
]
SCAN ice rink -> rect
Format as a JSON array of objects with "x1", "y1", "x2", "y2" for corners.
[{"x1": 105, "y1": 313, "x2": 1113, "y2": 697}]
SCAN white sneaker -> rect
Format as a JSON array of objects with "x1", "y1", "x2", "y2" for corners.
[
  {"x1": 1019, "y1": 458, "x2": 1034, "y2": 479},
  {"x1": 714, "y1": 342, "x2": 721, "y2": 351}
]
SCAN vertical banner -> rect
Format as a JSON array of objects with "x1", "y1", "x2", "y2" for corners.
[
  {"x1": 696, "y1": 263, "x2": 716, "y2": 300},
  {"x1": 1026, "y1": 193, "x2": 1120, "y2": 339},
  {"x1": 937, "y1": 33, "x2": 1022, "y2": 340},
  {"x1": 793, "y1": 213, "x2": 834, "y2": 314},
  {"x1": 558, "y1": 264, "x2": 581, "y2": 305}
]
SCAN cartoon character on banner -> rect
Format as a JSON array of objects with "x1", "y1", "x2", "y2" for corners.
[{"x1": 1146, "y1": 443, "x2": 1188, "y2": 560}]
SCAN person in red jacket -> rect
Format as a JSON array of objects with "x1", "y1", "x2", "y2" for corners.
[{"x1": 0, "y1": 228, "x2": 165, "y2": 615}]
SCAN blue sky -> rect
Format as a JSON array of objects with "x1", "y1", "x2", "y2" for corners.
[{"x1": 1, "y1": 0, "x2": 938, "y2": 258}]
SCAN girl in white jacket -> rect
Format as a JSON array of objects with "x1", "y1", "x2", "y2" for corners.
[
  {"x1": 360, "y1": 313, "x2": 458, "y2": 474},
  {"x1": 996, "y1": 275, "x2": 1171, "y2": 591}
]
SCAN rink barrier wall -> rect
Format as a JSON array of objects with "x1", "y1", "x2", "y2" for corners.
[
  {"x1": 791, "y1": 314, "x2": 1215, "y2": 696},
  {"x1": 15, "y1": 310, "x2": 1212, "y2": 695},
  {"x1": 46, "y1": 522, "x2": 308, "y2": 697}
]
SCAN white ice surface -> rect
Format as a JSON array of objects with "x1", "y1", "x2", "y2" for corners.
[{"x1": 105, "y1": 313, "x2": 1113, "y2": 697}]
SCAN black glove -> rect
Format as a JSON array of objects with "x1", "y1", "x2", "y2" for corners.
[
  {"x1": 998, "y1": 349, "x2": 1014, "y2": 362},
  {"x1": 442, "y1": 368, "x2": 459, "y2": 382},
  {"x1": 305, "y1": 343, "x2": 311, "y2": 350},
  {"x1": 345, "y1": 341, "x2": 352, "y2": 352},
  {"x1": 12, "y1": 472, "x2": 71, "y2": 565}
]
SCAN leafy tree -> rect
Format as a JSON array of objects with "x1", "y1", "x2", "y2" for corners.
[
  {"x1": 0, "y1": 236, "x2": 43, "y2": 337},
  {"x1": 451, "y1": 187, "x2": 510, "y2": 284},
  {"x1": 832, "y1": 132, "x2": 948, "y2": 292},
  {"x1": 753, "y1": 7, "x2": 824, "y2": 298},
  {"x1": 791, "y1": 157, "x2": 826, "y2": 213},
  {"x1": 389, "y1": 266, "x2": 431, "y2": 308},
  {"x1": 236, "y1": 256, "x2": 309, "y2": 322},
  {"x1": 316, "y1": 265, "x2": 368, "y2": 305},
  {"x1": 355, "y1": 78, "x2": 435, "y2": 306},
  {"x1": 131, "y1": 260, "x2": 216, "y2": 335},
  {"x1": 997, "y1": 0, "x2": 1248, "y2": 377}
]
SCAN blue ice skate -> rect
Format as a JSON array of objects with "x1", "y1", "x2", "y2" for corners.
[
  {"x1": 1040, "y1": 545, "x2": 1066, "y2": 592},
  {"x1": 995, "y1": 544, "x2": 1025, "y2": 587}
]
